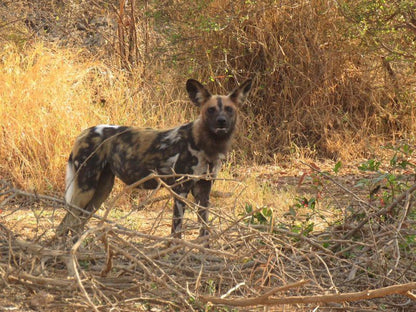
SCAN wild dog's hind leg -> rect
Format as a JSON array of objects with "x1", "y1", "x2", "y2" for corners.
[
  {"x1": 56, "y1": 160, "x2": 114, "y2": 237},
  {"x1": 192, "y1": 179, "x2": 212, "y2": 238},
  {"x1": 57, "y1": 189, "x2": 95, "y2": 237},
  {"x1": 79, "y1": 164, "x2": 115, "y2": 229}
]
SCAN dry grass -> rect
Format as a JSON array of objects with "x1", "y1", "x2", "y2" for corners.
[
  {"x1": 0, "y1": 42, "x2": 197, "y2": 192},
  {"x1": 0, "y1": 43, "x2": 101, "y2": 190}
]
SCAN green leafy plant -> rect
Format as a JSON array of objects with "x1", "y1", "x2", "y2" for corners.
[
  {"x1": 284, "y1": 196, "x2": 318, "y2": 237},
  {"x1": 356, "y1": 143, "x2": 415, "y2": 211},
  {"x1": 243, "y1": 203, "x2": 273, "y2": 227}
]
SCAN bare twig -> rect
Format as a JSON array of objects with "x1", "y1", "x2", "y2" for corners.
[{"x1": 70, "y1": 226, "x2": 106, "y2": 312}]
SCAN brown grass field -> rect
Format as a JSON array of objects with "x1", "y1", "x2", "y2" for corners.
[{"x1": 1, "y1": 1, "x2": 416, "y2": 311}]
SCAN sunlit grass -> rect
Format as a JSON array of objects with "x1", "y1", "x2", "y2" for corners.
[
  {"x1": 0, "y1": 43, "x2": 194, "y2": 193},
  {"x1": 0, "y1": 43, "x2": 101, "y2": 190}
]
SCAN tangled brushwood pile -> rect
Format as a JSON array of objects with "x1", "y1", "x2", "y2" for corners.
[{"x1": 1, "y1": 173, "x2": 416, "y2": 311}]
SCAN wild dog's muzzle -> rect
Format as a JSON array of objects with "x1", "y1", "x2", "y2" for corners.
[{"x1": 214, "y1": 115, "x2": 229, "y2": 134}]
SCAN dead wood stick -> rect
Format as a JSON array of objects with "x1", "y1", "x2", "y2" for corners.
[
  {"x1": 199, "y1": 282, "x2": 416, "y2": 306},
  {"x1": 199, "y1": 279, "x2": 308, "y2": 306},
  {"x1": 3, "y1": 262, "x2": 139, "y2": 291},
  {"x1": 2, "y1": 265, "x2": 75, "y2": 288},
  {"x1": 70, "y1": 226, "x2": 107, "y2": 312},
  {"x1": 256, "y1": 280, "x2": 310, "y2": 300},
  {"x1": 129, "y1": 184, "x2": 230, "y2": 211},
  {"x1": 109, "y1": 242, "x2": 195, "y2": 311},
  {"x1": 123, "y1": 296, "x2": 181, "y2": 309},
  {"x1": 132, "y1": 194, "x2": 170, "y2": 211},
  {"x1": 248, "y1": 224, "x2": 334, "y2": 255},
  {"x1": 0, "y1": 185, "x2": 65, "y2": 207},
  {"x1": 1, "y1": 234, "x2": 105, "y2": 262},
  {"x1": 114, "y1": 227, "x2": 237, "y2": 258},
  {"x1": 9, "y1": 236, "x2": 73, "y2": 257},
  {"x1": 407, "y1": 291, "x2": 416, "y2": 301}
]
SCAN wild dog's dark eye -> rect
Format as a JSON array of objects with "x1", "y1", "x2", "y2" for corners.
[
  {"x1": 207, "y1": 107, "x2": 216, "y2": 114},
  {"x1": 225, "y1": 106, "x2": 234, "y2": 113}
]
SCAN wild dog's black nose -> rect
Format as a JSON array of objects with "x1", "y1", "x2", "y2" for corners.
[{"x1": 216, "y1": 116, "x2": 227, "y2": 127}]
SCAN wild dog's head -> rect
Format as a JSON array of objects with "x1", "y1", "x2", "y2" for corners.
[{"x1": 186, "y1": 78, "x2": 252, "y2": 140}]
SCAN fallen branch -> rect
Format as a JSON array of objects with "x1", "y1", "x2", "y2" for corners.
[
  {"x1": 4, "y1": 266, "x2": 76, "y2": 288},
  {"x1": 114, "y1": 227, "x2": 237, "y2": 259},
  {"x1": 200, "y1": 282, "x2": 416, "y2": 306}
]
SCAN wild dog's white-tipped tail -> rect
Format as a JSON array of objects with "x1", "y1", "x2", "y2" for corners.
[{"x1": 64, "y1": 160, "x2": 75, "y2": 204}]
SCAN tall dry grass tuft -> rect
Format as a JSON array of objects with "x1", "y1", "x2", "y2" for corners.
[
  {"x1": 0, "y1": 43, "x2": 101, "y2": 190},
  {"x1": 0, "y1": 42, "x2": 195, "y2": 192}
]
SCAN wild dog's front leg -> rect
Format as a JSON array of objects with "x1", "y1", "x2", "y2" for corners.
[
  {"x1": 171, "y1": 192, "x2": 189, "y2": 239},
  {"x1": 192, "y1": 179, "x2": 212, "y2": 237}
]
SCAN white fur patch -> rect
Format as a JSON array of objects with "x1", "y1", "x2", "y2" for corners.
[
  {"x1": 65, "y1": 161, "x2": 75, "y2": 204},
  {"x1": 211, "y1": 158, "x2": 222, "y2": 176},
  {"x1": 160, "y1": 127, "x2": 181, "y2": 149},
  {"x1": 188, "y1": 144, "x2": 222, "y2": 177},
  {"x1": 94, "y1": 124, "x2": 120, "y2": 136},
  {"x1": 188, "y1": 145, "x2": 212, "y2": 176},
  {"x1": 160, "y1": 154, "x2": 180, "y2": 174},
  {"x1": 196, "y1": 92, "x2": 206, "y2": 105}
]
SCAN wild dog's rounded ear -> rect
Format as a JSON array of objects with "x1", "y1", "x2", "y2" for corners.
[
  {"x1": 229, "y1": 79, "x2": 252, "y2": 104},
  {"x1": 186, "y1": 79, "x2": 212, "y2": 107}
]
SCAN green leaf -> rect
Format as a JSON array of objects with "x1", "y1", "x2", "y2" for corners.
[
  {"x1": 262, "y1": 207, "x2": 273, "y2": 217},
  {"x1": 358, "y1": 159, "x2": 380, "y2": 172},
  {"x1": 333, "y1": 161, "x2": 342, "y2": 174}
]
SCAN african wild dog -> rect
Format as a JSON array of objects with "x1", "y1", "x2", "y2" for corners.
[{"x1": 56, "y1": 78, "x2": 252, "y2": 240}]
